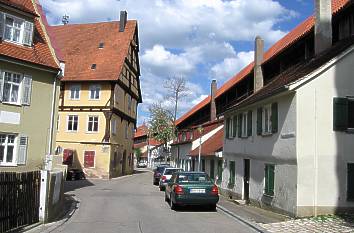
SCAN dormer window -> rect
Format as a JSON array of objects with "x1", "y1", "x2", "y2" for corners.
[{"x1": 1, "y1": 13, "x2": 34, "y2": 46}]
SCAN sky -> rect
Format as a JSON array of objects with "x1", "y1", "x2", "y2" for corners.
[{"x1": 40, "y1": 0, "x2": 314, "y2": 125}]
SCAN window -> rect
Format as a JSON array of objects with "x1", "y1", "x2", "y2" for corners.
[
  {"x1": 87, "y1": 116, "x2": 99, "y2": 132},
  {"x1": 1, "y1": 13, "x2": 33, "y2": 46},
  {"x1": 263, "y1": 105, "x2": 272, "y2": 134},
  {"x1": 229, "y1": 161, "x2": 235, "y2": 185},
  {"x1": 334, "y1": 97, "x2": 354, "y2": 131},
  {"x1": 232, "y1": 115, "x2": 237, "y2": 138},
  {"x1": 239, "y1": 112, "x2": 252, "y2": 138},
  {"x1": 125, "y1": 123, "x2": 128, "y2": 139},
  {"x1": 128, "y1": 95, "x2": 132, "y2": 111},
  {"x1": 265, "y1": 164, "x2": 275, "y2": 196},
  {"x1": 67, "y1": 115, "x2": 78, "y2": 132},
  {"x1": 347, "y1": 163, "x2": 354, "y2": 201},
  {"x1": 210, "y1": 159, "x2": 215, "y2": 179},
  {"x1": 226, "y1": 117, "x2": 233, "y2": 139},
  {"x1": 0, "y1": 134, "x2": 16, "y2": 165},
  {"x1": 69, "y1": 85, "x2": 80, "y2": 100},
  {"x1": 63, "y1": 149, "x2": 73, "y2": 166},
  {"x1": 217, "y1": 159, "x2": 223, "y2": 183},
  {"x1": 84, "y1": 151, "x2": 95, "y2": 168},
  {"x1": 257, "y1": 103, "x2": 278, "y2": 135},
  {"x1": 111, "y1": 119, "x2": 117, "y2": 135},
  {"x1": 201, "y1": 159, "x2": 205, "y2": 172},
  {"x1": 89, "y1": 85, "x2": 100, "y2": 100},
  {"x1": 2, "y1": 72, "x2": 21, "y2": 104}
]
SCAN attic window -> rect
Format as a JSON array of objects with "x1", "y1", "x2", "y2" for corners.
[
  {"x1": 91, "y1": 64, "x2": 97, "y2": 70},
  {"x1": 98, "y1": 42, "x2": 104, "y2": 49}
]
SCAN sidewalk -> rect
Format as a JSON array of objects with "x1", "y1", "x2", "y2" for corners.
[{"x1": 217, "y1": 194, "x2": 354, "y2": 233}]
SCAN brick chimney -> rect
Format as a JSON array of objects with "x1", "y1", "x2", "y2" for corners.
[
  {"x1": 210, "y1": 79, "x2": 217, "y2": 121},
  {"x1": 254, "y1": 36, "x2": 264, "y2": 92},
  {"x1": 314, "y1": 0, "x2": 332, "y2": 55},
  {"x1": 119, "y1": 11, "x2": 127, "y2": 32}
]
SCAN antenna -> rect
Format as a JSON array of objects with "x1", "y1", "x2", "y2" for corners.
[{"x1": 62, "y1": 15, "x2": 69, "y2": 25}]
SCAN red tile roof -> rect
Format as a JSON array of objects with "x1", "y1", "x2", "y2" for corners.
[
  {"x1": 134, "y1": 124, "x2": 148, "y2": 138},
  {"x1": 176, "y1": 0, "x2": 350, "y2": 127},
  {"x1": 0, "y1": 0, "x2": 38, "y2": 16},
  {"x1": 189, "y1": 127, "x2": 224, "y2": 157},
  {"x1": 50, "y1": 20, "x2": 137, "y2": 81},
  {"x1": 0, "y1": 1, "x2": 60, "y2": 69}
]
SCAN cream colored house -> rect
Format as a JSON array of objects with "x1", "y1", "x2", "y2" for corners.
[{"x1": 52, "y1": 12, "x2": 141, "y2": 179}]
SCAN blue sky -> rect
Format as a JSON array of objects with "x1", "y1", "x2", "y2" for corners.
[{"x1": 40, "y1": 0, "x2": 314, "y2": 125}]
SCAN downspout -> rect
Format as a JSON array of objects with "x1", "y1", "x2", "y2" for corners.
[
  {"x1": 48, "y1": 71, "x2": 61, "y2": 155},
  {"x1": 314, "y1": 89, "x2": 318, "y2": 216}
]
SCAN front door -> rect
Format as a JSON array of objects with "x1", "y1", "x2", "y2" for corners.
[
  {"x1": 122, "y1": 150, "x2": 127, "y2": 175},
  {"x1": 244, "y1": 159, "x2": 250, "y2": 202}
]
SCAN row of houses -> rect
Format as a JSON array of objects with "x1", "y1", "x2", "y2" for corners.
[
  {"x1": 0, "y1": 0, "x2": 141, "y2": 179},
  {"x1": 170, "y1": 0, "x2": 354, "y2": 217}
]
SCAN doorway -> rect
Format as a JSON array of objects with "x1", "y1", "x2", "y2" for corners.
[
  {"x1": 243, "y1": 159, "x2": 250, "y2": 202},
  {"x1": 122, "y1": 150, "x2": 127, "y2": 175}
]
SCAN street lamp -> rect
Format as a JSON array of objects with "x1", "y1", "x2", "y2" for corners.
[{"x1": 197, "y1": 125, "x2": 204, "y2": 172}]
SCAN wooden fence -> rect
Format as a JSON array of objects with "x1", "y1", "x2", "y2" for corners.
[{"x1": 0, "y1": 171, "x2": 40, "y2": 233}]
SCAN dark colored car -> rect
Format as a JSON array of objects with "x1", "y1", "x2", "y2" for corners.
[
  {"x1": 165, "y1": 172, "x2": 219, "y2": 210},
  {"x1": 66, "y1": 169, "x2": 85, "y2": 181},
  {"x1": 153, "y1": 165, "x2": 170, "y2": 185}
]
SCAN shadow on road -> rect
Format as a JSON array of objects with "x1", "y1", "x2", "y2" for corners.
[
  {"x1": 64, "y1": 179, "x2": 95, "y2": 192},
  {"x1": 133, "y1": 169, "x2": 149, "y2": 174},
  {"x1": 167, "y1": 203, "x2": 217, "y2": 213}
]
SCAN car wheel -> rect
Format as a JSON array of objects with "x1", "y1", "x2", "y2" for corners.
[
  {"x1": 165, "y1": 193, "x2": 169, "y2": 202},
  {"x1": 210, "y1": 204, "x2": 217, "y2": 211}
]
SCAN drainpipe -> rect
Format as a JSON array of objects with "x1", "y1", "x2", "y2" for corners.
[
  {"x1": 48, "y1": 70, "x2": 61, "y2": 157},
  {"x1": 314, "y1": 89, "x2": 318, "y2": 216}
]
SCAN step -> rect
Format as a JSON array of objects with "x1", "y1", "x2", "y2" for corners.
[{"x1": 234, "y1": 199, "x2": 247, "y2": 205}]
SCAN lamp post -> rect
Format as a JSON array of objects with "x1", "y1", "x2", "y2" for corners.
[{"x1": 197, "y1": 125, "x2": 203, "y2": 172}]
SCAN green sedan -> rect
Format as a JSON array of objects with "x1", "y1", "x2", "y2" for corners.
[{"x1": 164, "y1": 171, "x2": 219, "y2": 210}]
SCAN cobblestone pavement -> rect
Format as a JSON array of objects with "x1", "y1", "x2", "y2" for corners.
[{"x1": 259, "y1": 216, "x2": 354, "y2": 233}]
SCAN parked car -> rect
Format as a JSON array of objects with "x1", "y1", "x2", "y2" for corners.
[
  {"x1": 137, "y1": 161, "x2": 147, "y2": 168},
  {"x1": 159, "y1": 168, "x2": 183, "y2": 191},
  {"x1": 153, "y1": 165, "x2": 171, "y2": 185},
  {"x1": 165, "y1": 172, "x2": 219, "y2": 210},
  {"x1": 66, "y1": 169, "x2": 85, "y2": 181}
]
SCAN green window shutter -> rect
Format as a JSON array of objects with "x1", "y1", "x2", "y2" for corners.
[
  {"x1": 269, "y1": 165, "x2": 275, "y2": 196},
  {"x1": 257, "y1": 107, "x2": 262, "y2": 135},
  {"x1": 232, "y1": 115, "x2": 237, "y2": 137},
  {"x1": 247, "y1": 110, "x2": 252, "y2": 137},
  {"x1": 333, "y1": 97, "x2": 348, "y2": 131},
  {"x1": 238, "y1": 114, "x2": 242, "y2": 138},
  {"x1": 271, "y1": 103, "x2": 278, "y2": 133},
  {"x1": 264, "y1": 166, "x2": 269, "y2": 194},
  {"x1": 225, "y1": 117, "x2": 230, "y2": 138}
]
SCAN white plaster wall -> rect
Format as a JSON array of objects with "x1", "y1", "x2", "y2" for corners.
[{"x1": 296, "y1": 47, "x2": 354, "y2": 211}]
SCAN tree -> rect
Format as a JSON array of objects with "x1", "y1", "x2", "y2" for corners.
[
  {"x1": 163, "y1": 76, "x2": 189, "y2": 127},
  {"x1": 148, "y1": 103, "x2": 174, "y2": 162},
  {"x1": 134, "y1": 148, "x2": 142, "y2": 162}
]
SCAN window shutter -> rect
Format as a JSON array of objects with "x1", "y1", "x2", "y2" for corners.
[
  {"x1": 22, "y1": 75, "x2": 32, "y2": 105},
  {"x1": 271, "y1": 103, "x2": 278, "y2": 133},
  {"x1": 269, "y1": 165, "x2": 275, "y2": 196},
  {"x1": 17, "y1": 135, "x2": 28, "y2": 165},
  {"x1": 238, "y1": 114, "x2": 242, "y2": 138},
  {"x1": 257, "y1": 107, "x2": 262, "y2": 135},
  {"x1": 0, "y1": 12, "x2": 4, "y2": 39},
  {"x1": 232, "y1": 115, "x2": 237, "y2": 137},
  {"x1": 23, "y1": 21, "x2": 34, "y2": 46},
  {"x1": 333, "y1": 97, "x2": 348, "y2": 131},
  {"x1": 225, "y1": 117, "x2": 230, "y2": 138},
  {"x1": 247, "y1": 110, "x2": 252, "y2": 137},
  {"x1": 0, "y1": 70, "x2": 3, "y2": 102}
]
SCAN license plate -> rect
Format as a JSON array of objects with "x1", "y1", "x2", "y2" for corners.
[{"x1": 190, "y1": 189, "x2": 205, "y2": 194}]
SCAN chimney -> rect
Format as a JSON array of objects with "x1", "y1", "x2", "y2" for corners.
[
  {"x1": 254, "y1": 36, "x2": 264, "y2": 92},
  {"x1": 314, "y1": 0, "x2": 332, "y2": 55},
  {"x1": 210, "y1": 79, "x2": 217, "y2": 121},
  {"x1": 119, "y1": 11, "x2": 127, "y2": 32}
]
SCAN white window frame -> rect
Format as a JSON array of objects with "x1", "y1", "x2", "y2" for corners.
[
  {"x1": 69, "y1": 85, "x2": 81, "y2": 100},
  {"x1": 2, "y1": 71, "x2": 22, "y2": 105},
  {"x1": 3, "y1": 14, "x2": 24, "y2": 44},
  {"x1": 83, "y1": 150, "x2": 96, "y2": 168},
  {"x1": 241, "y1": 112, "x2": 248, "y2": 138},
  {"x1": 87, "y1": 116, "x2": 99, "y2": 133},
  {"x1": 89, "y1": 84, "x2": 101, "y2": 100},
  {"x1": 262, "y1": 104, "x2": 272, "y2": 134},
  {"x1": 67, "y1": 115, "x2": 79, "y2": 132},
  {"x1": 0, "y1": 134, "x2": 17, "y2": 166},
  {"x1": 111, "y1": 119, "x2": 117, "y2": 135}
]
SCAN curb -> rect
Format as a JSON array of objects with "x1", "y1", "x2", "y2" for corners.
[
  {"x1": 25, "y1": 195, "x2": 80, "y2": 233},
  {"x1": 217, "y1": 204, "x2": 271, "y2": 233}
]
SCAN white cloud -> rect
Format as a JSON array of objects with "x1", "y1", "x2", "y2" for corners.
[{"x1": 210, "y1": 51, "x2": 254, "y2": 82}]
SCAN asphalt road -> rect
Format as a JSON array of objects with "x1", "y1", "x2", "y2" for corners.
[{"x1": 48, "y1": 169, "x2": 257, "y2": 233}]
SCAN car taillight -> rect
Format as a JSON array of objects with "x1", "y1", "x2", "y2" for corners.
[
  {"x1": 174, "y1": 185, "x2": 184, "y2": 195},
  {"x1": 211, "y1": 185, "x2": 218, "y2": 195},
  {"x1": 161, "y1": 176, "x2": 167, "y2": 182}
]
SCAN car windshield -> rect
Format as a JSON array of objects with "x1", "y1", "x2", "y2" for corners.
[
  {"x1": 157, "y1": 167, "x2": 168, "y2": 173},
  {"x1": 164, "y1": 169, "x2": 182, "y2": 175},
  {"x1": 177, "y1": 173, "x2": 211, "y2": 183}
]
